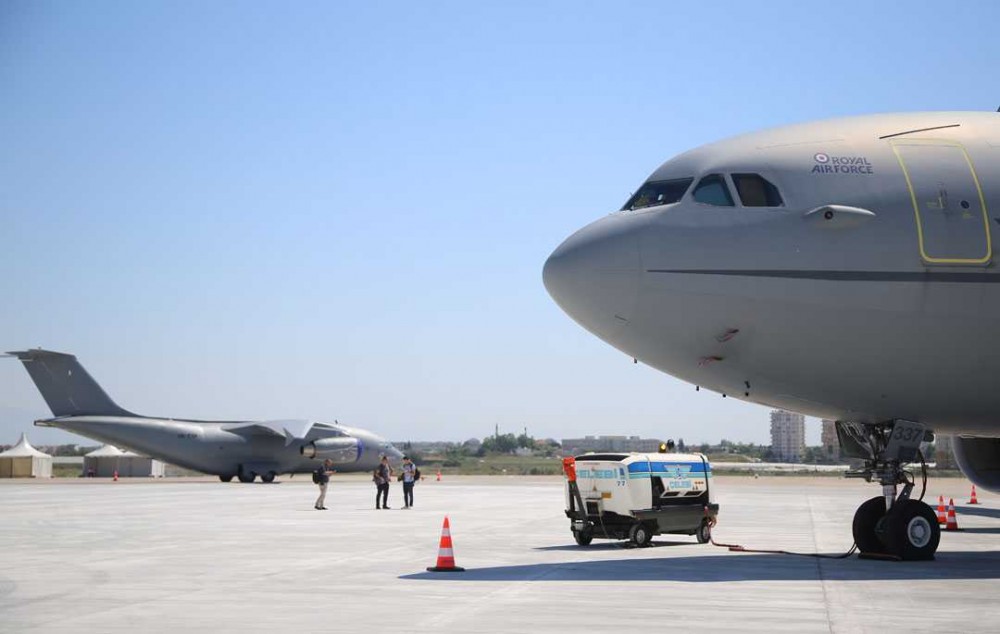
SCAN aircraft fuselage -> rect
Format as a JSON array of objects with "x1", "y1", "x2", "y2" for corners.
[{"x1": 36, "y1": 416, "x2": 393, "y2": 477}]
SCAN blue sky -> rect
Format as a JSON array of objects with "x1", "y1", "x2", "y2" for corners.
[{"x1": 3, "y1": 1, "x2": 1000, "y2": 445}]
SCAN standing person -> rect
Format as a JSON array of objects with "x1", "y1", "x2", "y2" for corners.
[
  {"x1": 374, "y1": 455, "x2": 393, "y2": 510},
  {"x1": 401, "y1": 455, "x2": 418, "y2": 509},
  {"x1": 314, "y1": 459, "x2": 334, "y2": 510}
]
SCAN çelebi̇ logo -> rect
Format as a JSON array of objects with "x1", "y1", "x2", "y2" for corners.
[{"x1": 811, "y1": 151, "x2": 874, "y2": 175}]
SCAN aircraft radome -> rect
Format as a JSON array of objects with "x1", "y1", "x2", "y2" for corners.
[
  {"x1": 544, "y1": 111, "x2": 1000, "y2": 560},
  {"x1": 7, "y1": 349, "x2": 402, "y2": 483}
]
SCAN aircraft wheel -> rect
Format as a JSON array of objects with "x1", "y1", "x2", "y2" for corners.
[
  {"x1": 629, "y1": 522, "x2": 652, "y2": 547},
  {"x1": 884, "y1": 499, "x2": 939, "y2": 561},
  {"x1": 260, "y1": 471, "x2": 276, "y2": 484},
  {"x1": 237, "y1": 471, "x2": 256, "y2": 483},
  {"x1": 219, "y1": 475, "x2": 234, "y2": 483},
  {"x1": 696, "y1": 519, "x2": 712, "y2": 544},
  {"x1": 852, "y1": 496, "x2": 886, "y2": 554},
  {"x1": 572, "y1": 528, "x2": 593, "y2": 546}
]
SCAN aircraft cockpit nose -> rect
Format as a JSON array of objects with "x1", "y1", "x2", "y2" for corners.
[{"x1": 543, "y1": 214, "x2": 645, "y2": 339}]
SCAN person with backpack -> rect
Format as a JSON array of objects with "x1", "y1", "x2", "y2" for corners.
[
  {"x1": 373, "y1": 455, "x2": 393, "y2": 509},
  {"x1": 400, "y1": 455, "x2": 419, "y2": 509},
  {"x1": 313, "y1": 459, "x2": 334, "y2": 510}
]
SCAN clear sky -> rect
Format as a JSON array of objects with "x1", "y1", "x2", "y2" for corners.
[{"x1": 3, "y1": 1, "x2": 1000, "y2": 446}]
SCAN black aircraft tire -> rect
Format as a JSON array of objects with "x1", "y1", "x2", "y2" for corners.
[
  {"x1": 696, "y1": 519, "x2": 711, "y2": 544},
  {"x1": 219, "y1": 475, "x2": 234, "y2": 483},
  {"x1": 629, "y1": 523, "x2": 652, "y2": 547},
  {"x1": 238, "y1": 471, "x2": 256, "y2": 484},
  {"x1": 884, "y1": 499, "x2": 940, "y2": 561},
  {"x1": 852, "y1": 496, "x2": 886, "y2": 554},
  {"x1": 260, "y1": 471, "x2": 276, "y2": 484},
  {"x1": 572, "y1": 528, "x2": 593, "y2": 546}
]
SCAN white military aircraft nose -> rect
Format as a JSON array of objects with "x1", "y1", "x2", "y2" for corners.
[{"x1": 542, "y1": 213, "x2": 647, "y2": 340}]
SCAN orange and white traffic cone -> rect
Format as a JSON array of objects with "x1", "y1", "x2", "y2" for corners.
[
  {"x1": 969, "y1": 485, "x2": 980, "y2": 505},
  {"x1": 426, "y1": 516, "x2": 464, "y2": 572},
  {"x1": 945, "y1": 498, "x2": 960, "y2": 531},
  {"x1": 936, "y1": 495, "x2": 947, "y2": 525},
  {"x1": 113, "y1": 469, "x2": 119, "y2": 482},
  {"x1": 436, "y1": 469, "x2": 441, "y2": 482}
]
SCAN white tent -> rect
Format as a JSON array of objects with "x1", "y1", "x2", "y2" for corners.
[
  {"x1": 83, "y1": 445, "x2": 165, "y2": 478},
  {"x1": 0, "y1": 433, "x2": 53, "y2": 478}
]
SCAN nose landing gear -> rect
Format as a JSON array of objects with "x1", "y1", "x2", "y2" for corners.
[{"x1": 841, "y1": 420, "x2": 940, "y2": 561}]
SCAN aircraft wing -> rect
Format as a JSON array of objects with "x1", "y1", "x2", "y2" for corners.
[
  {"x1": 223, "y1": 419, "x2": 316, "y2": 446},
  {"x1": 222, "y1": 420, "x2": 348, "y2": 446}
]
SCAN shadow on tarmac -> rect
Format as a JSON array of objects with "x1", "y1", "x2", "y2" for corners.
[
  {"x1": 400, "y1": 551, "x2": 1000, "y2": 582},
  {"x1": 534, "y1": 540, "x2": 692, "y2": 551},
  {"x1": 958, "y1": 527, "x2": 1000, "y2": 534},
  {"x1": 957, "y1": 505, "x2": 1000, "y2": 519}
]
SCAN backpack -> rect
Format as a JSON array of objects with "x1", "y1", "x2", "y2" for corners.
[
  {"x1": 414, "y1": 467, "x2": 421, "y2": 481},
  {"x1": 312, "y1": 467, "x2": 323, "y2": 484}
]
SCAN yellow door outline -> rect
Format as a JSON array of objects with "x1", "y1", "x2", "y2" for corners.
[{"x1": 890, "y1": 138, "x2": 992, "y2": 265}]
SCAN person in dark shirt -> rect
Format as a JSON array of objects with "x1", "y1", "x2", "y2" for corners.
[
  {"x1": 373, "y1": 455, "x2": 393, "y2": 509},
  {"x1": 314, "y1": 459, "x2": 334, "y2": 510}
]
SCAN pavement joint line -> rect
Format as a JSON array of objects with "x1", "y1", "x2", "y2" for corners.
[{"x1": 807, "y1": 494, "x2": 836, "y2": 634}]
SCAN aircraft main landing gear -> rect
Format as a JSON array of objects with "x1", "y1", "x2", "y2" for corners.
[
  {"x1": 841, "y1": 420, "x2": 939, "y2": 561},
  {"x1": 237, "y1": 466, "x2": 256, "y2": 483}
]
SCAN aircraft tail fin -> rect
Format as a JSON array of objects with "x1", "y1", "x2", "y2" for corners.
[{"x1": 6, "y1": 349, "x2": 137, "y2": 418}]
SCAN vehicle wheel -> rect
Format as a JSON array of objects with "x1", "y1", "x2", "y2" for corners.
[
  {"x1": 884, "y1": 499, "x2": 940, "y2": 561},
  {"x1": 852, "y1": 496, "x2": 886, "y2": 553},
  {"x1": 572, "y1": 528, "x2": 593, "y2": 546},
  {"x1": 260, "y1": 471, "x2": 276, "y2": 484},
  {"x1": 219, "y1": 475, "x2": 234, "y2": 483},
  {"x1": 629, "y1": 522, "x2": 652, "y2": 547},
  {"x1": 237, "y1": 471, "x2": 256, "y2": 483},
  {"x1": 696, "y1": 519, "x2": 712, "y2": 544}
]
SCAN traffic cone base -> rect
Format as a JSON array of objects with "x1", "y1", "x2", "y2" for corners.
[{"x1": 427, "y1": 516, "x2": 465, "y2": 573}]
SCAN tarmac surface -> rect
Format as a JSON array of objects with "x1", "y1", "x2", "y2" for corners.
[{"x1": 1, "y1": 474, "x2": 999, "y2": 632}]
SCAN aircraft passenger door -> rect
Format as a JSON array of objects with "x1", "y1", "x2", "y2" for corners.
[{"x1": 891, "y1": 140, "x2": 992, "y2": 265}]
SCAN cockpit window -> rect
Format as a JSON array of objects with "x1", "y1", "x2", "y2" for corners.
[
  {"x1": 621, "y1": 178, "x2": 694, "y2": 211},
  {"x1": 692, "y1": 174, "x2": 734, "y2": 206},
  {"x1": 732, "y1": 173, "x2": 784, "y2": 207}
]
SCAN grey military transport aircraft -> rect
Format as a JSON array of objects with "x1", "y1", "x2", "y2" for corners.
[
  {"x1": 7, "y1": 349, "x2": 402, "y2": 482},
  {"x1": 544, "y1": 111, "x2": 1000, "y2": 560}
]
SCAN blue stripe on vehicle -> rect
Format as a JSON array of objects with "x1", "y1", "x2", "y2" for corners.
[
  {"x1": 628, "y1": 472, "x2": 711, "y2": 479},
  {"x1": 626, "y1": 462, "x2": 709, "y2": 474}
]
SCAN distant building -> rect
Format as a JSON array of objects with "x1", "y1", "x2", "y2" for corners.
[
  {"x1": 934, "y1": 434, "x2": 956, "y2": 469},
  {"x1": 820, "y1": 419, "x2": 840, "y2": 462},
  {"x1": 770, "y1": 410, "x2": 805, "y2": 462},
  {"x1": 561, "y1": 435, "x2": 664, "y2": 454}
]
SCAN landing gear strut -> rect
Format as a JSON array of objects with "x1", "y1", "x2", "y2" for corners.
[{"x1": 840, "y1": 420, "x2": 939, "y2": 560}]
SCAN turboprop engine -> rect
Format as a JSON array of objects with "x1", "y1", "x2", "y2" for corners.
[
  {"x1": 952, "y1": 436, "x2": 1000, "y2": 493},
  {"x1": 300, "y1": 437, "x2": 361, "y2": 463}
]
